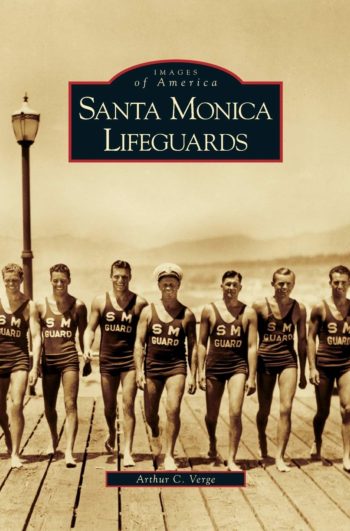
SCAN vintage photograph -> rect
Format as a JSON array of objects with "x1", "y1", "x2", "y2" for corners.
[{"x1": 1, "y1": 1, "x2": 350, "y2": 529}]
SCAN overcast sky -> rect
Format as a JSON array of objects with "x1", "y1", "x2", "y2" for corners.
[{"x1": 1, "y1": 0, "x2": 349, "y2": 249}]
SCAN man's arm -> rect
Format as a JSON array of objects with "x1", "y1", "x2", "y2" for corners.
[
  {"x1": 136, "y1": 295, "x2": 148, "y2": 315},
  {"x1": 76, "y1": 301, "x2": 88, "y2": 353},
  {"x1": 245, "y1": 307, "x2": 258, "y2": 395},
  {"x1": 184, "y1": 310, "x2": 197, "y2": 395},
  {"x1": 83, "y1": 297, "x2": 101, "y2": 362},
  {"x1": 252, "y1": 300, "x2": 263, "y2": 314},
  {"x1": 133, "y1": 306, "x2": 150, "y2": 390},
  {"x1": 28, "y1": 301, "x2": 42, "y2": 387},
  {"x1": 296, "y1": 302, "x2": 307, "y2": 389},
  {"x1": 307, "y1": 303, "x2": 323, "y2": 386},
  {"x1": 197, "y1": 306, "x2": 211, "y2": 391}
]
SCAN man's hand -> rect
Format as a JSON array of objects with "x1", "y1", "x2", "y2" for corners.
[
  {"x1": 136, "y1": 370, "x2": 145, "y2": 390},
  {"x1": 245, "y1": 378, "x2": 256, "y2": 396},
  {"x1": 299, "y1": 373, "x2": 307, "y2": 389},
  {"x1": 187, "y1": 374, "x2": 197, "y2": 395},
  {"x1": 28, "y1": 367, "x2": 38, "y2": 387},
  {"x1": 309, "y1": 368, "x2": 320, "y2": 386},
  {"x1": 83, "y1": 351, "x2": 93, "y2": 363},
  {"x1": 198, "y1": 373, "x2": 206, "y2": 391}
]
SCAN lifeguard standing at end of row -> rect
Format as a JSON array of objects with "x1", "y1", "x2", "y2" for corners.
[
  {"x1": 308, "y1": 265, "x2": 350, "y2": 472},
  {"x1": 0, "y1": 264, "x2": 41, "y2": 469}
]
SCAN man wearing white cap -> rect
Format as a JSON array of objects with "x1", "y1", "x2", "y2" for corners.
[{"x1": 134, "y1": 263, "x2": 197, "y2": 470}]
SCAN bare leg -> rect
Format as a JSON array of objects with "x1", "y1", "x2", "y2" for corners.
[
  {"x1": 0, "y1": 376, "x2": 12, "y2": 454},
  {"x1": 312, "y1": 371, "x2": 334, "y2": 459},
  {"x1": 9, "y1": 370, "x2": 28, "y2": 468},
  {"x1": 275, "y1": 368, "x2": 297, "y2": 472},
  {"x1": 227, "y1": 373, "x2": 247, "y2": 470},
  {"x1": 120, "y1": 370, "x2": 137, "y2": 466},
  {"x1": 62, "y1": 370, "x2": 79, "y2": 467},
  {"x1": 205, "y1": 377, "x2": 225, "y2": 458},
  {"x1": 256, "y1": 372, "x2": 276, "y2": 458},
  {"x1": 144, "y1": 377, "x2": 164, "y2": 456},
  {"x1": 163, "y1": 374, "x2": 186, "y2": 469},
  {"x1": 101, "y1": 373, "x2": 120, "y2": 453},
  {"x1": 42, "y1": 371, "x2": 61, "y2": 455},
  {"x1": 337, "y1": 370, "x2": 350, "y2": 471}
]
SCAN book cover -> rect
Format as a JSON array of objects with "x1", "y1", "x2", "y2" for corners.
[{"x1": 1, "y1": 1, "x2": 349, "y2": 529}]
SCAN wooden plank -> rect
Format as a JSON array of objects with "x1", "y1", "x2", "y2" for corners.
[
  {"x1": 181, "y1": 394, "x2": 224, "y2": 467},
  {"x1": 0, "y1": 397, "x2": 30, "y2": 455},
  {"x1": 224, "y1": 393, "x2": 312, "y2": 530},
  {"x1": 26, "y1": 396, "x2": 94, "y2": 530},
  {"x1": 296, "y1": 395, "x2": 344, "y2": 450},
  {"x1": 74, "y1": 397, "x2": 118, "y2": 530},
  {"x1": 119, "y1": 392, "x2": 165, "y2": 531},
  {"x1": 276, "y1": 400, "x2": 350, "y2": 520},
  {"x1": 116, "y1": 389, "x2": 213, "y2": 531},
  {"x1": 158, "y1": 393, "x2": 191, "y2": 471},
  {"x1": 0, "y1": 396, "x2": 44, "y2": 482},
  {"x1": 292, "y1": 397, "x2": 350, "y2": 497},
  {"x1": 5, "y1": 379, "x2": 350, "y2": 530},
  {"x1": 162, "y1": 486, "x2": 214, "y2": 531},
  {"x1": 190, "y1": 392, "x2": 310, "y2": 531},
  {"x1": 183, "y1": 394, "x2": 263, "y2": 531},
  {"x1": 293, "y1": 396, "x2": 342, "y2": 456},
  {"x1": 0, "y1": 396, "x2": 66, "y2": 530},
  {"x1": 118, "y1": 391, "x2": 155, "y2": 469},
  {"x1": 157, "y1": 395, "x2": 212, "y2": 531},
  {"x1": 0, "y1": 396, "x2": 43, "y2": 478},
  {"x1": 243, "y1": 395, "x2": 350, "y2": 529},
  {"x1": 289, "y1": 408, "x2": 350, "y2": 519},
  {"x1": 156, "y1": 395, "x2": 211, "y2": 531},
  {"x1": 269, "y1": 394, "x2": 346, "y2": 471}
]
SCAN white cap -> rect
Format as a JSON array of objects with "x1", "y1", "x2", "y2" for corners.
[{"x1": 153, "y1": 263, "x2": 183, "y2": 282}]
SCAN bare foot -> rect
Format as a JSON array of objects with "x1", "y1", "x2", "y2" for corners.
[
  {"x1": 343, "y1": 455, "x2": 350, "y2": 472},
  {"x1": 151, "y1": 427, "x2": 162, "y2": 457},
  {"x1": 227, "y1": 461, "x2": 241, "y2": 471},
  {"x1": 258, "y1": 436, "x2": 268, "y2": 460},
  {"x1": 123, "y1": 453, "x2": 135, "y2": 467},
  {"x1": 164, "y1": 456, "x2": 177, "y2": 470},
  {"x1": 310, "y1": 442, "x2": 321, "y2": 461},
  {"x1": 258, "y1": 446, "x2": 270, "y2": 459},
  {"x1": 46, "y1": 435, "x2": 59, "y2": 456},
  {"x1": 199, "y1": 450, "x2": 217, "y2": 459},
  {"x1": 276, "y1": 458, "x2": 291, "y2": 472},
  {"x1": 11, "y1": 454, "x2": 23, "y2": 469},
  {"x1": 105, "y1": 437, "x2": 115, "y2": 454},
  {"x1": 65, "y1": 453, "x2": 77, "y2": 468},
  {"x1": 258, "y1": 450, "x2": 273, "y2": 462},
  {"x1": 5, "y1": 434, "x2": 12, "y2": 455},
  {"x1": 208, "y1": 439, "x2": 217, "y2": 459}
]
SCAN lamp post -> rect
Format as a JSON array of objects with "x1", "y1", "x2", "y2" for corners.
[{"x1": 11, "y1": 94, "x2": 40, "y2": 299}]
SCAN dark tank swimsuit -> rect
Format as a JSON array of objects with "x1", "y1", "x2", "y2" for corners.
[
  {"x1": 41, "y1": 297, "x2": 79, "y2": 374},
  {"x1": 145, "y1": 303, "x2": 187, "y2": 378},
  {"x1": 99, "y1": 292, "x2": 139, "y2": 374},
  {"x1": 0, "y1": 298, "x2": 30, "y2": 375},
  {"x1": 206, "y1": 303, "x2": 248, "y2": 380},
  {"x1": 257, "y1": 298, "x2": 297, "y2": 374},
  {"x1": 316, "y1": 300, "x2": 350, "y2": 378}
]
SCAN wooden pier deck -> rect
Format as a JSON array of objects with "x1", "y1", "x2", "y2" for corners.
[{"x1": 1, "y1": 363, "x2": 350, "y2": 530}]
